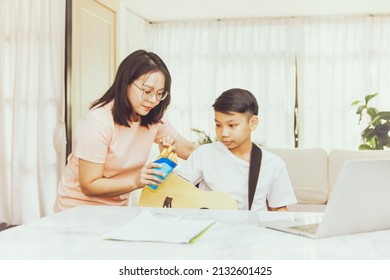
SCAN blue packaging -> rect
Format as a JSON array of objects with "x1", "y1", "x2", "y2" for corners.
[{"x1": 147, "y1": 157, "x2": 177, "y2": 190}]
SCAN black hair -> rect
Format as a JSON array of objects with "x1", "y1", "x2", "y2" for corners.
[
  {"x1": 90, "y1": 50, "x2": 172, "y2": 127},
  {"x1": 212, "y1": 88, "x2": 258, "y2": 116}
]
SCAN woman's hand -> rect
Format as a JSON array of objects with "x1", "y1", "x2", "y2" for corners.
[
  {"x1": 158, "y1": 135, "x2": 199, "y2": 160},
  {"x1": 158, "y1": 135, "x2": 176, "y2": 150},
  {"x1": 136, "y1": 161, "x2": 166, "y2": 188},
  {"x1": 79, "y1": 159, "x2": 138, "y2": 196}
]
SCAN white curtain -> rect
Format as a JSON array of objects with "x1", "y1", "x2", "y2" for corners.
[
  {"x1": 150, "y1": 19, "x2": 296, "y2": 148},
  {"x1": 0, "y1": 0, "x2": 66, "y2": 224},
  {"x1": 147, "y1": 16, "x2": 390, "y2": 151},
  {"x1": 121, "y1": 8, "x2": 152, "y2": 62},
  {"x1": 297, "y1": 16, "x2": 390, "y2": 151}
]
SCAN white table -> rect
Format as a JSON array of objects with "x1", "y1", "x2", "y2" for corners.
[{"x1": 0, "y1": 205, "x2": 389, "y2": 260}]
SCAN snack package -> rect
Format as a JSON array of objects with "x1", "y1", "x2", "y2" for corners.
[{"x1": 147, "y1": 146, "x2": 178, "y2": 190}]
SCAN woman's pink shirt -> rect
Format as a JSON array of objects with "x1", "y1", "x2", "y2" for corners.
[{"x1": 54, "y1": 103, "x2": 177, "y2": 211}]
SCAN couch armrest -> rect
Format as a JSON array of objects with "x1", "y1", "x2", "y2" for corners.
[
  {"x1": 266, "y1": 148, "x2": 328, "y2": 205},
  {"x1": 328, "y1": 149, "x2": 390, "y2": 192}
]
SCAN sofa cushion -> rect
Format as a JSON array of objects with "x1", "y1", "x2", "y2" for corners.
[
  {"x1": 287, "y1": 203, "x2": 326, "y2": 212},
  {"x1": 266, "y1": 148, "x2": 328, "y2": 205},
  {"x1": 328, "y1": 149, "x2": 390, "y2": 192}
]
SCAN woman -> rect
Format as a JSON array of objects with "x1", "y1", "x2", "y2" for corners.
[{"x1": 54, "y1": 50, "x2": 196, "y2": 211}]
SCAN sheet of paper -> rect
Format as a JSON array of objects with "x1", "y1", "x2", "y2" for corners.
[{"x1": 102, "y1": 211, "x2": 216, "y2": 244}]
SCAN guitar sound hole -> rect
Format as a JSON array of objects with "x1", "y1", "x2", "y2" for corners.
[{"x1": 163, "y1": 196, "x2": 173, "y2": 208}]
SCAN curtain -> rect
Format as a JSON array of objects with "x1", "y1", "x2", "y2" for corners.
[
  {"x1": 121, "y1": 8, "x2": 152, "y2": 61},
  {"x1": 0, "y1": 0, "x2": 66, "y2": 224},
  {"x1": 148, "y1": 16, "x2": 390, "y2": 151},
  {"x1": 150, "y1": 18, "x2": 296, "y2": 148},
  {"x1": 297, "y1": 16, "x2": 390, "y2": 151}
]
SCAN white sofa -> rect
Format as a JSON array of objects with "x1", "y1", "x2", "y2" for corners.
[{"x1": 266, "y1": 148, "x2": 390, "y2": 212}]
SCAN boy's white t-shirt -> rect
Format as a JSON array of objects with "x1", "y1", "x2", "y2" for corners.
[{"x1": 175, "y1": 142, "x2": 297, "y2": 211}]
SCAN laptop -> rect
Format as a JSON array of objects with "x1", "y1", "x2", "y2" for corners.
[{"x1": 263, "y1": 158, "x2": 390, "y2": 238}]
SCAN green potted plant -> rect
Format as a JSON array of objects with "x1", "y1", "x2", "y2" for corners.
[
  {"x1": 191, "y1": 128, "x2": 215, "y2": 145},
  {"x1": 351, "y1": 93, "x2": 390, "y2": 150}
]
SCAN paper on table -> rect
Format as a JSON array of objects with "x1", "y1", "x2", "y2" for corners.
[{"x1": 102, "y1": 211, "x2": 216, "y2": 244}]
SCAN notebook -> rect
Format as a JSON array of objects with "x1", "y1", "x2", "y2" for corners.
[
  {"x1": 263, "y1": 159, "x2": 390, "y2": 238},
  {"x1": 102, "y1": 211, "x2": 216, "y2": 244}
]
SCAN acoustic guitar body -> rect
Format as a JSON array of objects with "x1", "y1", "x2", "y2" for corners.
[{"x1": 139, "y1": 173, "x2": 238, "y2": 210}]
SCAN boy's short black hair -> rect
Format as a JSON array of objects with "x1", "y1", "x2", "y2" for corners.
[{"x1": 212, "y1": 88, "x2": 258, "y2": 116}]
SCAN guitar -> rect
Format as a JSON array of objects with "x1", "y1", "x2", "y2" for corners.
[{"x1": 139, "y1": 173, "x2": 238, "y2": 210}]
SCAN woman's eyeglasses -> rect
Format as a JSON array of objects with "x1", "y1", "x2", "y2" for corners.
[{"x1": 132, "y1": 82, "x2": 169, "y2": 101}]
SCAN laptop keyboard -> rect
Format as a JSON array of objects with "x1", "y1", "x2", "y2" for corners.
[{"x1": 290, "y1": 223, "x2": 319, "y2": 234}]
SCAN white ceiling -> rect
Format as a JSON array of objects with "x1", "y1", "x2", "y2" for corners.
[{"x1": 122, "y1": 0, "x2": 390, "y2": 23}]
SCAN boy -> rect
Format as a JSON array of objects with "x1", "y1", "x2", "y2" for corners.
[{"x1": 175, "y1": 88, "x2": 297, "y2": 211}]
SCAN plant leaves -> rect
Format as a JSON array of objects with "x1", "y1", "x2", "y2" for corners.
[
  {"x1": 358, "y1": 144, "x2": 374, "y2": 150},
  {"x1": 351, "y1": 100, "x2": 361, "y2": 106},
  {"x1": 369, "y1": 115, "x2": 382, "y2": 126},
  {"x1": 356, "y1": 105, "x2": 366, "y2": 115},
  {"x1": 379, "y1": 111, "x2": 390, "y2": 121},
  {"x1": 191, "y1": 128, "x2": 213, "y2": 145},
  {"x1": 365, "y1": 93, "x2": 378, "y2": 105},
  {"x1": 367, "y1": 107, "x2": 379, "y2": 118},
  {"x1": 361, "y1": 127, "x2": 374, "y2": 139},
  {"x1": 354, "y1": 93, "x2": 390, "y2": 150},
  {"x1": 374, "y1": 123, "x2": 390, "y2": 136}
]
